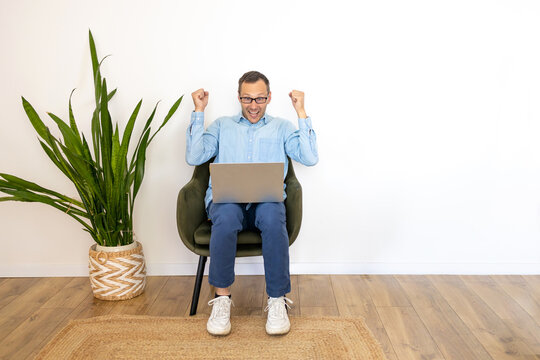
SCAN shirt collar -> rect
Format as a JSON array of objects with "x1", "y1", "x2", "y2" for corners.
[{"x1": 236, "y1": 112, "x2": 272, "y2": 125}]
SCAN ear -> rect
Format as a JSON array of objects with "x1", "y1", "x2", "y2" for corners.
[{"x1": 267, "y1": 91, "x2": 272, "y2": 104}]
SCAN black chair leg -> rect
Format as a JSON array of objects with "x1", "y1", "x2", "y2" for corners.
[{"x1": 190, "y1": 255, "x2": 207, "y2": 316}]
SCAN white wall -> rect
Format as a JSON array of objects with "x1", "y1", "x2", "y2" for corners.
[{"x1": 1, "y1": 0, "x2": 539, "y2": 276}]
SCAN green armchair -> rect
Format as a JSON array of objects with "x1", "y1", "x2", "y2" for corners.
[{"x1": 176, "y1": 158, "x2": 302, "y2": 315}]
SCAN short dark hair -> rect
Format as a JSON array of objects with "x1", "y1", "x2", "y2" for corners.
[{"x1": 238, "y1": 71, "x2": 270, "y2": 94}]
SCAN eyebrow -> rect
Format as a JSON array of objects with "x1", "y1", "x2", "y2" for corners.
[{"x1": 240, "y1": 93, "x2": 268, "y2": 97}]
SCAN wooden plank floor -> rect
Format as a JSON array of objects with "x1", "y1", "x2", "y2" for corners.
[{"x1": 0, "y1": 275, "x2": 538, "y2": 360}]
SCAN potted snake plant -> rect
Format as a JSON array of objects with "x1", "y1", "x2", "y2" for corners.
[{"x1": 0, "y1": 30, "x2": 183, "y2": 300}]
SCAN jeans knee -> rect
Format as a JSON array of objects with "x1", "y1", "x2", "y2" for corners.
[
  {"x1": 255, "y1": 203, "x2": 286, "y2": 231},
  {"x1": 210, "y1": 203, "x2": 243, "y2": 229}
]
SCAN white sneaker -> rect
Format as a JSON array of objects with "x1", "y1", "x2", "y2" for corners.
[
  {"x1": 264, "y1": 296, "x2": 293, "y2": 335},
  {"x1": 207, "y1": 296, "x2": 233, "y2": 336}
]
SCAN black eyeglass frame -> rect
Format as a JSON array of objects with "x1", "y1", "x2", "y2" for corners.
[{"x1": 239, "y1": 96, "x2": 269, "y2": 104}]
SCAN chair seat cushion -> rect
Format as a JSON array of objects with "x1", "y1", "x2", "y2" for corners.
[{"x1": 193, "y1": 221, "x2": 262, "y2": 245}]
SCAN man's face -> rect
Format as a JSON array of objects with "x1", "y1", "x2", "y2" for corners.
[{"x1": 238, "y1": 79, "x2": 271, "y2": 124}]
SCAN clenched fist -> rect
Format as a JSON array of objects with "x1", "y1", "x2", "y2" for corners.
[
  {"x1": 289, "y1": 90, "x2": 307, "y2": 119},
  {"x1": 192, "y1": 88, "x2": 209, "y2": 112}
]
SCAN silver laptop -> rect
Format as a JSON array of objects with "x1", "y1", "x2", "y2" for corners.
[{"x1": 210, "y1": 162, "x2": 284, "y2": 203}]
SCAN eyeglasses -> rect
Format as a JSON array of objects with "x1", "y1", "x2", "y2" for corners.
[{"x1": 239, "y1": 96, "x2": 268, "y2": 104}]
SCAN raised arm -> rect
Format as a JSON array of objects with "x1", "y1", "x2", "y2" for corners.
[
  {"x1": 285, "y1": 90, "x2": 318, "y2": 166},
  {"x1": 185, "y1": 88, "x2": 218, "y2": 165}
]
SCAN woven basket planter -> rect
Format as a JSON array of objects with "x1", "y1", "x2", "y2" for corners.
[{"x1": 89, "y1": 241, "x2": 147, "y2": 301}]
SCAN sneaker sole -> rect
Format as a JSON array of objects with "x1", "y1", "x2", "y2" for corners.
[
  {"x1": 207, "y1": 322, "x2": 231, "y2": 336},
  {"x1": 266, "y1": 323, "x2": 290, "y2": 335}
]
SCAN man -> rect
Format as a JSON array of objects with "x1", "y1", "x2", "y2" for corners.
[{"x1": 186, "y1": 71, "x2": 318, "y2": 336}]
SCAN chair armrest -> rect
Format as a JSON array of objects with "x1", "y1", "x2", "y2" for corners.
[
  {"x1": 284, "y1": 176, "x2": 302, "y2": 244},
  {"x1": 176, "y1": 177, "x2": 207, "y2": 253}
]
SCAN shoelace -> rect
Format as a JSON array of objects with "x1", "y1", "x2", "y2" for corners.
[
  {"x1": 264, "y1": 296, "x2": 293, "y2": 318},
  {"x1": 208, "y1": 296, "x2": 234, "y2": 319}
]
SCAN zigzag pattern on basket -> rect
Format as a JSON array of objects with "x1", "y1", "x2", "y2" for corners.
[{"x1": 89, "y1": 253, "x2": 147, "y2": 299}]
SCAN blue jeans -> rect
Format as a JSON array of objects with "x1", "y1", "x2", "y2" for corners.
[{"x1": 207, "y1": 202, "x2": 291, "y2": 298}]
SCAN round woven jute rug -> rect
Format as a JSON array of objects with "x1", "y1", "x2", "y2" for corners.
[{"x1": 36, "y1": 315, "x2": 387, "y2": 359}]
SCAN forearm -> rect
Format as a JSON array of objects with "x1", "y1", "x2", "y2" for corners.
[
  {"x1": 185, "y1": 112, "x2": 217, "y2": 165},
  {"x1": 285, "y1": 117, "x2": 319, "y2": 166}
]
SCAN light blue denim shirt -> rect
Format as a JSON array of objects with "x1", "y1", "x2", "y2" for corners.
[{"x1": 186, "y1": 112, "x2": 318, "y2": 209}]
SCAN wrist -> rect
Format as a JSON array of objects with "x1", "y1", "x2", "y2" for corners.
[
  {"x1": 297, "y1": 109, "x2": 307, "y2": 119},
  {"x1": 194, "y1": 107, "x2": 204, "y2": 112}
]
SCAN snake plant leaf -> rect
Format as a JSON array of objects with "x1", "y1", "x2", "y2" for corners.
[
  {"x1": 136, "y1": 100, "x2": 161, "y2": 151},
  {"x1": 89, "y1": 30, "x2": 102, "y2": 105},
  {"x1": 148, "y1": 95, "x2": 184, "y2": 144},
  {"x1": 21, "y1": 97, "x2": 53, "y2": 145},
  {"x1": 49, "y1": 138, "x2": 96, "y2": 213},
  {"x1": 117, "y1": 100, "x2": 142, "y2": 179},
  {"x1": 100, "y1": 80, "x2": 112, "y2": 153},
  {"x1": 0, "y1": 187, "x2": 88, "y2": 219},
  {"x1": 91, "y1": 88, "x2": 116, "y2": 167},
  {"x1": 100, "y1": 79, "x2": 114, "y2": 207},
  {"x1": 94, "y1": 211, "x2": 111, "y2": 245},
  {"x1": 94, "y1": 55, "x2": 113, "y2": 104},
  {"x1": 89, "y1": 30, "x2": 99, "y2": 84},
  {"x1": 68, "y1": 89, "x2": 81, "y2": 142},
  {"x1": 111, "y1": 123, "x2": 120, "y2": 176},
  {"x1": 127, "y1": 189, "x2": 133, "y2": 213},
  {"x1": 91, "y1": 107, "x2": 101, "y2": 165},
  {"x1": 132, "y1": 128, "x2": 151, "y2": 200},
  {"x1": 0, "y1": 173, "x2": 82, "y2": 206},
  {"x1": 58, "y1": 142, "x2": 97, "y2": 190},
  {"x1": 39, "y1": 132, "x2": 103, "y2": 211},
  {"x1": 127, "y1": 171, "x2": 136, "y2": 197},
  {"x1": 130, "y1": 102, "x2": 158, "y2": 170},
  {"x1": 141, "y1": 101, "x2": 160, "y2": 137},
  {"x1": 45, "y1": 132, "x2": 77, "y2": 181},
  {"x1": 108, "y1": 88, "x2": 117, "y2": 100},
  {"x1": 38, "y1": 140, "x2": 71, "y2": 179},
  {"x1": 112, "y1": 100, "x2": 142, "y2": 213},
  {"x1": 81, "y1": 135, "x2": 104, "y2": 193},
  {"x1": 81, "y1": 135, "x2": 94, "y2": 163},
  {"x1": 47, "y1": 112, "x2": 83, "y2": 155},
  {"x1": 100, "y1": 80, "x2": 113, "y2": 159},
  {"x1": 120, "y1": 100, "x2": 142, "y2": 152}
]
